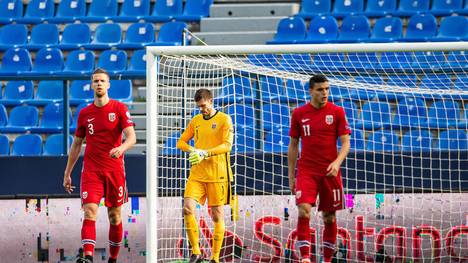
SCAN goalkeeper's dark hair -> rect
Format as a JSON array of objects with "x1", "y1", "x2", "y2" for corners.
[
  {"x1": 309, "y1": 74, "x2": 328, "y2": 89},
  {"x1": 194, "y1": 88, "x2": 213, "y2": 102}
]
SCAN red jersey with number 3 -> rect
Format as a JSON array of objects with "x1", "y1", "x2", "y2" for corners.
[
  {"x1": 75, "y1": 99, "x2": 134, "y2": 172},
  {"x1": 289, "y1": 102, "x2": 351, "y2": 176}
]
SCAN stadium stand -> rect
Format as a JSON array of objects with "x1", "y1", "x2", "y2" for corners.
[
  {"x1": 31, "y1": 103, "x2": 72, "y2": 133},
  {"x1": 11, "y1": 134, "x2": 42, "y2": 156},
  {"x1": 0, "y1": 105, "x2": 38, "y2": 133},
  {"x1": 19, "y1": 0, "x2": 55, "y2": 24},
  {"x1": 43, "y1": 134, "x2": 73, "y2": 156},
  {"x1": 57, "y1": 23, "x2": 91, "y2": 50},
  {"x1": 0, "y1": 81, "x2": 34, "y2": 106},
  {"x1": 27, "y1": 24, "x2": 60, "y2": 50},
  {"x1": 0, "y1": 24, "x2": 28, "y2": 50},
  {"x1": 48, "y1": 0, "x2": 86, "y2": 23},
  {"x1": 0, "y1": 0, "x2": 23, "y2": 24},
  {"x1": 0, "y1": 134, "x2": 9, "y2": 155}
]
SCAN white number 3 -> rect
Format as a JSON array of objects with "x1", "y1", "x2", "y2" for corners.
[{"x1": 87, "y1": 123, "x2": 94, "y2": 135}]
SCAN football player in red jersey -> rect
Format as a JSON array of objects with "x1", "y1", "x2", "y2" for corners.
[
  {"x1": 63, "y1": 68, "x2": 136, "y2": 263},
  {"x1": 288, "y1": 74, "x2": 351, "y2": 263}
]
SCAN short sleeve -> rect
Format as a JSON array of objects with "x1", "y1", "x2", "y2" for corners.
[
  {"x1": 75, "y1": 109, "x2": 85, "y2": 138},
  {"x1": 337, "y1": 107, "x2": 351, "y2": 136},
  {"x1": 119, "y1": 103, "x2": 135, "y2": 130},
  {"x1": 289, "y1": 109, "x2": 301, "y2": 138}
]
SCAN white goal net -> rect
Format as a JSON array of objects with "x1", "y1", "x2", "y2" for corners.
[{"x1": 146, "y1": 43, "x2": 468, "y2": 263}]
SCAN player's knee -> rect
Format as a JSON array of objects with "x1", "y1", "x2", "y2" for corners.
[
  {"x1": 322, "y1": 213, "x2": 336, "y2": 224},
  {"x1": 108, "y1": 211, "x2": 121, "y2": 225},
  {"x1": 297, "y1": 206, "x2": 311, "y2": 218},
  {"x1": 210, "y1": 210, "x2": 223, "y2": 223},
  {"x1": 83, "y1": 206, "x2": 98, "y2": 220}
]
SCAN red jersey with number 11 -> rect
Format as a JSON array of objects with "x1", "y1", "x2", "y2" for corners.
[
  {"x1": 75, "y1": 100, "x2": 134, "y2": 172},
  {"x1": 289, "y1": 102, "x2": 351, "y2": 176}
]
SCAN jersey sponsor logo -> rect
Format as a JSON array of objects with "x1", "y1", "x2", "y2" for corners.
[
  {"x1": 87, "y1": 118, "x2": 95, "y2": 122},
  {"x1": 109, "y1": 113, "x2": 116, "y2": 122},
  {"x1": 296, "y1": 190, "x2": 302, "y2": 199},
  {"x1": 212, "y1": 123, "x2": 217, "y2": 129},
  {"x1": 82, "y1": 191, "x2": 88, "y2": 199},
  {"x1": 325, "y1": 115, "x2": 334, "y2": 125},
  {"x1": 301, "y1": 118, "x2": 310, "y2": 123}
]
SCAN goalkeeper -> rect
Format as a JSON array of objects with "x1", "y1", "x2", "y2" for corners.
[{"x1": 177, "y1": 88, "x2": 234, "y2": 263}]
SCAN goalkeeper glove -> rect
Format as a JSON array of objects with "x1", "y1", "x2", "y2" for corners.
[{"x1": 189, "y1": 149, "x2": 208, "y2": 165}]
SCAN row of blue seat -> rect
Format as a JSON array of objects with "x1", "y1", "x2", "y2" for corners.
[
  {"x1": 298, "y1": 0, "x2": 468, "y2": 18},
  {"x1": 0, "y1": 48, "x2": 146, "y2": 77},
  {"x1": 268, "y1": 15, "x2": 467, "y2": 44},
  {"x1": 0, "y1": 0, "x2": 212, "y2": 24},
  {"x1": 0, "y1": 80, "x2": 132, "y2": 106},
  {"x1": 163, "y1": 128, "x2": 468, "y2": 154},
  {"x1": 0, "y1": 22, "x2": 186, "y2": 51},
  {"x1": 0, "y1": 133, "x2": 71, "y2": 156}
]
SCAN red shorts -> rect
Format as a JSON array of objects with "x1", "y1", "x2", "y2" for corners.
[
  {"x1": 80, "y1": 171, "x2": 128, "y2": 207},
  {"x1": 295, "y1": 169, "x2": 345, "y2": 211}
]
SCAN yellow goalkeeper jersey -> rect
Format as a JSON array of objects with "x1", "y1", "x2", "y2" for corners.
[{"x1": 177, "y1": 111, "x2": 234, "y2": 183}]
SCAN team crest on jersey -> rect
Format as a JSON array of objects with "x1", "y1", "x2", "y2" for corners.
[
  {"x1": 109, "y1": 113, "x2": 116, "y2": 122},
  {"x1": 296, "y1": 190, "x2": 302, "y2": 199},
  {"x1": 325, "y1": 115, "x2": 334, "y2": 125},
  {"x1": 82, "y1": 191, "x2": 88, "y2": 199},
  {"x1": 212, "y1": 123, "x2": 217, "y2": 129}
]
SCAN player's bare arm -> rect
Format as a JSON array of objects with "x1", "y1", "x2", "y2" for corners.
[
  {"x1": 288, "y1": 137, "x2": 300, "y2": 194},
  {"x1": 63, "y1": 136, "x2": 84, "y2": 194},
  {"x1": 109, "y1": 126, "x2": 136, "y2": 158},
  {"x1": 326, "y1": 134, "x2": 350, "y2": 177}
]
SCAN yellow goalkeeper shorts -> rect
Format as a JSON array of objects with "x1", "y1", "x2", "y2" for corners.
[{"x1": 184, "y1": 179, "x2": 230, "y2": 207}]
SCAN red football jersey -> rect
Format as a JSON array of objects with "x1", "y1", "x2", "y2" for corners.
[
  {"x1": 75, "y1": 100, "x2": 134, "y2": 172},
  {"x1": 289, "y1": 102, "x2": 351, "y2": 176}
]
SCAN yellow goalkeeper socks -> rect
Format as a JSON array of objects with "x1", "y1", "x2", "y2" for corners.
[
  {"x1": 211, "y1": 219, "x2": 225, "y2": 262},
  {"x1": 184, "y1": 214, "x2": 201, "y2": 255}
]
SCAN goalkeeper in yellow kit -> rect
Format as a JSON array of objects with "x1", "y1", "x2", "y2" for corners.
[{"x1": 177, "y1": 88, "x2": 234, "y2": 263}]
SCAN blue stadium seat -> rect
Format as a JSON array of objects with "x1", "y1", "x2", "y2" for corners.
[
  {"x1": 345, "y1": 52, "x2": 379, "y2": 71},
  {"x1": 264, "y1": 128, "x2": 289, "y2": 153},
  {"x1": 118, "y1": 23, "x2": 155, "y2": 49},
  {"x1": 19, "y1": 0, "x2": 54, "y2": 24},
  {"x1": 335, "y1": 15, "x2": 370, "y2": 43},
  {"x1": 458, "y1": 105, "x2": 468, "y2": 128},
  {"x1": 259, "y1": 76, "x2": 285, "y2": 102},
  {"x1": 348, "y1": 76, "x2": 382, "y2": 101},
  {"x1": 412, "y1": 51, "x2": 447, "y2": 70},
  {"x1": 392, "y1": 97, "x2": 427, "y2": 129},
  {"x1": 152, "y1": 22, "x2": 188, "y2": 46},
  {"x1": 12, "y1": 134, "x2": 42, "y2": 156},
  {"x1": 394, "y1": 0, "x2": 430, "y2": 16},
  {"x1": 70, "y1": 102, "x2": 89, "y2": 132},
  {"x1": 403, "y1": 13, "x2": 437, "y2": 42},
  {"x1": 0, "y1": 0, "x2": 23, "y2": 24},
  {"x1": 70, "y1": 80, "x2": 93, "y2": 106},
  {"x1": 281, "y1": 53, "x2": 312, "y2": 71},
  {"x1": 445, "y1": 51, "x2": 468, "y2": 71},
  {"x1": 370, "y1": 17, "x2": 403, "y2": 42},
  {"x1": 0, "y1": 81, "x2": 34, "y2": 106},
  {"x1": 355, "y1": 101, "x2": 392, "y2": 130},
  {"x1": 28, "y1": 81, "x2": 63, "y2": 106},
  {"x1": 28, "y1": 47, "x2": 64, "y2": 75},
  {"x1": 401, "y1": 129, "x2": 433, "y2": 152},
  {"x1": 84, "y1": 23, "x2": 122, "y2": 50},
  {"x1": 333, "y1": 0, "x2": 365, "y2": 17},
  {"x1": 335, "y1": 100, "x2": 359, "y2": 125},
  {"x1": 419, "y1": 74, "x2": 452, "y2": 90},
  {"x1": 435, "y1": 16, "x2": 468, "y2": 41},
  {"x1": 386, "y1": 75, "x2": 419, "y2": 101},
  {"x1": 43, "y1": 134, "x2": 73, "y2": 156},
  {"x1": 27, "y1": 24, "x2": 59, "y2": 50},
  {"x1": 0, "y1": 104, "x2": 7, "y2": 126},
  {"x1": 437, "y1": 130, "x2": 467, "y2": 150},
  {"x1": 0, "y1": 105, "x2": 38, "y2": 133},
  {"x1": 0, "y1": 48, "x2": 32, "y2": 76},
  {"x1": 364, "y1": 0, "x2": 397, "y2": 17},
  {"x1": 329, "y1": 77, "x2": 351, "y2": 101},
  {"x1": 0, "y1": 134, "x2": 9, "y2": 155},
  {"x1": 214, "y1": 77, "x2": 254, "y2": 104},
  {"x1": 283, "y1": 79, "x2": 309, "y2": 104},
  {"x1": 426, "y1": 100, "x2": 460, "y2": 128},
  {"x1": 115, "y1": 0, "x2": 150, "y2": 22},
  {"x1": 31, "y1": 103, "x2": 72, "y2": 133},
  {"x1": 297, "y1": 0, "x2": 332, "y2": 18},
  {"x1": 233, "y1": 125, "x2": 255, "y2": 153},
  {"x1": 162, "y1": 132, "x2": 181, "y2": 155},
  {"x1": 248, "y1": 54, "x2": 280, "y2": 69},
  {"x1": 312, "y1": 53, "x2": 346, "y2": 70},
  {"x1": 0, "y1": 24, "x2": 28, "y2": 50},
  {"x1": 109, "y1": 80, "x2": 132, "y2": 103},
  {"x1": 366, "y1": 130, "x2": 400, "y2": 151},
  {"x1": 80, "y1": 0, "x2": 118, "y2": 22},
  {"x1": 97, "y1": 50, "x2": 127, "y2": 75},
  {"x1": 124, "y1": 49, "x2": 146, "y2": 77},
  {"x1": 338, "y1": 129, "x2": 365, "y2": 151},
  {"x1": 300, "y1": 15, "x2": 338, "y2": 44},
  {"x1": 454, "y1": 75, "x2": 468, "y2": 90},
  {"x1": 458, "y1": 0, "x2": 468, "y2": 14},
  {"x1": 225, "y1": 104, "x2": 255, "y2": 128},
  {"x1": 174, "y1": 0, "x2": 213, "y2": 22},
  {"x1": 267, "y1": 16, "x2": 307, "y2": 44},
  {"x1": 57, "y1": 23, "x2": 91, "y2": 50},
  {"x1": 60, "y1": 50, "x2": 95, "y2": 76},
  {"x1": 262, "y1": 103, "x2": 290, "y2": 130},
  {"x1": 144, "y1": 0, "x2": 182, "y2": 22},
  {"x1": 379, "y1": 52, "x2": 414, "y2": 70},
  {"x1": 48, "y1": 0, "x2": 86, "y2": 23},
  {"x1": 431, "y1": 0, "x2": 463, "y2": 15}
]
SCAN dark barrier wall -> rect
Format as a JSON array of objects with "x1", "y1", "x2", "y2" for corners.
[{"x1": 0, "y1": 151, "x2": 466, "y2": 197}]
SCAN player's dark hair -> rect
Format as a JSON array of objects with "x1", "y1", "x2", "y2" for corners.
[
  {"x1": 194, "y1": 89, "x2": 213, "y2": 102},
  {"x1": 92, "y1": 68, "x2": 110, "y2": 80},
  {"x1": 309, "y1": 74, "x2": 328, "y2": 89}
]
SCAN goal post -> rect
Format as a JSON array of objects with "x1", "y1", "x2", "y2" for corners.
[{"x1": 146, "y1": 42, "x2": 468, "y2": 263}]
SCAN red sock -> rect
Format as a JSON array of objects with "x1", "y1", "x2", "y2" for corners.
[
  {"x1": 323, "y1": 220, "x2": 337, "y2": 262},
  {"x1": 81, "y1": 219, "x2": 96, "y2": 256},
  {"x1": 297, "y1": 217, "x2": 311, "y2": 259},
  {"x1": 109, "y1": 223, "x2": 123, "y2": 259}
]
